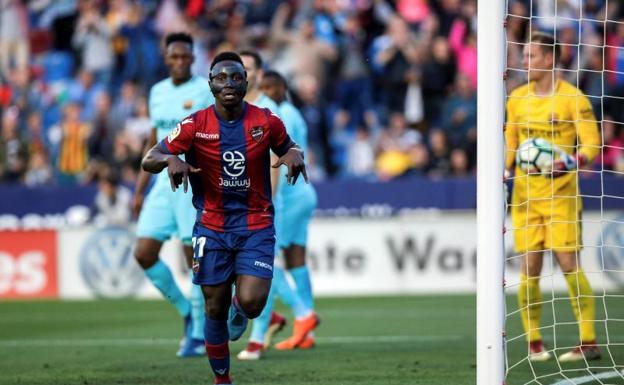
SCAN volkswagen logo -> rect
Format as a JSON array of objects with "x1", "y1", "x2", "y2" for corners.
[{"x1": 79, "y1": 226, "x2": 144, "y2": 298}]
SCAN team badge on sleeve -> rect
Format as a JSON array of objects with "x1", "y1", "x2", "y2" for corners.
[
  {"x1": 168, "y1": 123, "x2": 181, "y2": 142},
  {"x1": 250, "y1": 127, "x2": 264, "y2": 143}
]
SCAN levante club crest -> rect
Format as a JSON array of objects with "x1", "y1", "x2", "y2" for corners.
[{"x1": 250, "y1": 127, "x2": 264, "y2": 143}]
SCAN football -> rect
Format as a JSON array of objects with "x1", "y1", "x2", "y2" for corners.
[{"x1": 515, "y1": 138, "x2": 554, "y2": 174}]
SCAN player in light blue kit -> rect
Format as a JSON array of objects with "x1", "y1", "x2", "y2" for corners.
[
  {"x1": 237, "y1": 68, "x2": 320, "y2": 360},
  {"x1": 132, "y1": 33, "x2": 214, "y2": 357}
]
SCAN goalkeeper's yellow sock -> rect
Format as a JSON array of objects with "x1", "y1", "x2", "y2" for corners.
[
  {"x1": 563, "y1": 269, "x2": 596, "y2": 343},
  {"x1": 518, "y1": 273, "x2": 543, "y2": 342}
]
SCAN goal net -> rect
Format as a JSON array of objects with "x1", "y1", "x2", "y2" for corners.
[{"x1": 503, "y1": 1, "x2": 624, "y2": 385}]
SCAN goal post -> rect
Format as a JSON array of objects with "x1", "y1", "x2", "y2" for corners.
[
  {"x1": 480, "y1": 1, "x2": 624, "y2": 384},
  {"x1": 476, "y1": 1, "x2": 507, "y2": 385}
]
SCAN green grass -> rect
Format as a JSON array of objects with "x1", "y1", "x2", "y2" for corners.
[{"x1": 0, "y1": 295, "x2": 623, "y2": 385}]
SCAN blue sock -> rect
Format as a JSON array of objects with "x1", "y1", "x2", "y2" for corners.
[
  {"x1": 274, "y1": 266, "x2": 309, "y2": 318},
  {"x1": 144, "y1": 260, "x2": 190, "y2": 317},
  {"x1": 189, "y1": 271, "x2": 205, "y2": 340},
  {"x1": 249, "y1": 283, "x2": 275, "y2": 344},
  {"x1": 204, "y1": 316, "x2": 231, "y2": 384},
  {"x1": 290, "y1": 266, "x2": 314, "y2": 310}
]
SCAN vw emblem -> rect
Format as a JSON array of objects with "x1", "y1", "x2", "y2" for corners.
[
  {"x1": 79, "y1": 227, "x2": 144, "y2": 298},
  {"x1": 598, "y1": 215, "x2": 624, "y2": 288}
]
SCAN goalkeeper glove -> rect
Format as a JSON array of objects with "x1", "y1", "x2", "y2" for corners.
[{"x1": 552, "y1": 151, "x2": 587, "y2": 178}]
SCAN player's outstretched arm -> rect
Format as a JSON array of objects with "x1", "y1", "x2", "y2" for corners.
[
  {"x1": 272, "y1": 146, "x2": 308, "y2": 185},
  {"x1": 142, "y1": 145, "x2": 200, "y2": 192}
]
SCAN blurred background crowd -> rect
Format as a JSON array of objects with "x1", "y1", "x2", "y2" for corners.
[{"x1": 0, "y1": 0, "x2": 623, "y2": 190}]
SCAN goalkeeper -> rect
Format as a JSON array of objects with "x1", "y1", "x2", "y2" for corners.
[{"x1": 505, "y1": 32, "x2": 601, "y2": 363}]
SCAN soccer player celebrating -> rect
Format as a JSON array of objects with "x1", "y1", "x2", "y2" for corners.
[
  {"x1": 142, "y1": 52, "x2": 307, "y2": 385},
  {"x1": 237, "y1": 71, "x2": 319, "y2": 360},
  {"x1": 505, "y1": 32, "x2": 601, "y2": 362},
  {"x1": 133, "y1": 32, "x2": 214, "y2": 357}
]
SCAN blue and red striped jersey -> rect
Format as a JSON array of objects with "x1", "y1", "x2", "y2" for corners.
[{"x1": 159, "y1": 102, "x2": 293, "y2": 232}]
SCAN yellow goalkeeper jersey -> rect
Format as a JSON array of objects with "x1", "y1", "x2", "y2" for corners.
[{"x1": 505, "y1": 79, "x2": 600, "y2": 201}]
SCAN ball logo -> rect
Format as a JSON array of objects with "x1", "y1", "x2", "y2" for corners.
[
  {"x1": 222, "y1": 151, "x2": 246, "y2": 178},
  {"x1": 79, "y1": 227, "x2": 144, "y2": 298}
]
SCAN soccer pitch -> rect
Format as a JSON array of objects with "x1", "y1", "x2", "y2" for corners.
[{"x1": 0, "y1": 295, "x2": 622, "y2": 385}]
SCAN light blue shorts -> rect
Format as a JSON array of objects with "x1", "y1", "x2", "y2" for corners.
[
  {"x1": 136, "y1": 180, "x2": 196, "y2": 243},
  {"x1": 274, "y1": 189, "x2": 317, "y2": 251}
]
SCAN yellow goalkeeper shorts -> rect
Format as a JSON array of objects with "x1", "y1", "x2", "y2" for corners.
[{"x1": 511, "y1": 196, "x2": 582, "y2": 253}]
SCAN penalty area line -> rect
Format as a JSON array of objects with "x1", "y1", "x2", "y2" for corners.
[{"x1": 0, "y1": 334, "x2": 463, "y2": 348}]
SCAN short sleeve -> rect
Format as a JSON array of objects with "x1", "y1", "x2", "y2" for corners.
[
  {"x1": 267, "y1": 110, "x2": 294, "y2": 157},
  {"x1": 159, "y1": 114, "x2": 196, "y2": 155}
]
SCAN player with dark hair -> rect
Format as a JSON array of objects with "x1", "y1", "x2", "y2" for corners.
[
  {"x1": 506, "y1": 32, "x2": 601, "y2": 362},
  {"x1": 142, "y1": 51, "x2": 307, "y2": 385},
  {"x1": 237, "y1": 70, "x2": 319, "y2": 360},
  {"x1": 132, "y1": 32, "x2": 214, "y2": 358}
]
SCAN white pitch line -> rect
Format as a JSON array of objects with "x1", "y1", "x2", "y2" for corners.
[
  {"x1": 0, "y1": 335, "x2": 463, "y2": 348},
  {"x1": 551, "y1": 369, "x2": 624, "y2": 385}
]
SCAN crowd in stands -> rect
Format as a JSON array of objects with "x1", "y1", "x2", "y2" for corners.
[{"x1": 0, "y1": 0, "x2": 623, "y2": 188}]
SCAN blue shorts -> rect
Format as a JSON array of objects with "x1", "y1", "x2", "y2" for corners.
[
  {"x1": 136, "y1": 180, "x2": 196, "y2": 243},
  {"x1": 274, "y1": 189, "x2": 317, "y2": 250},
  {"x1": 191, "y1": 225, "x2": 276, "y2": 285}
]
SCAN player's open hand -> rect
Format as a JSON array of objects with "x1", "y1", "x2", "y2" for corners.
[
  {"x1": 272, "y1": 147, "x2": 308, "y2": 185},
  {"x1": 167, "y1": 156, "x2": 201, "y2": 192}
]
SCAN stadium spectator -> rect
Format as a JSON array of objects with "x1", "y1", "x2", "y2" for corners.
[
  {"x1": 88, "y1": 91, "x2": 115, "y2": 162},
  {"x1": 24, "y1": 151, "x2": 53, "y2": 187},
  {"x1": 270, "y1": 3, "x2": 338, "y2": 93},
  {"x1": 449, "y1": 147, "x2": 470, "y2": 177},
  {"x1": 111, "y1": 80, "x2": 138, "y2": 130},
  {"x1": 54, "y1": 102, "x2": 90, "y2": 183},
  {"x1": 448, "y1": 15, "x2": 477, "y2": 89},
  {"x1": 123, "y1": 96, "x2": 151, "y2": 155},
  {"x1": 371, "y1": 15, "x2": 422, "y2": 115},
  {"x1": 427, "y1": 129, "x2": 451, "y2": 178},
  {"x1": 421, "y1": 36, "x2": 456, "y2": 125},
  {"x1": 439, "y1": 73, "x2": 476, "y2": 147},
  {"x1": 67, "y1": 69, "x2": 105, "y2": 122},
  {"x1": 0, "y1": 0, "x2": 30, "y2": 77},
  {"x1": 0, "y1": 106, "x2": 29, "y2": 182},
  {"x1": 345, "y1": 127, "x2": 376, "y2": 179},
  {"x1": 334, "y1": 11, "x2": 375, "y2": 130},
  {"x1": 375, "y1": 112, "x2": 423, "y2": 180},
  {"x1": 72, "y1": 0, "x2": 114, "y2": 85},
  {"x1": 93, "y1": 169, "x2": 132, "y2": 227}
]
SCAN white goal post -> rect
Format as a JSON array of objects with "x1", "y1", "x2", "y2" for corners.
[{"x1": 476, "y1": 1, "x2": 507, "y2": 385}]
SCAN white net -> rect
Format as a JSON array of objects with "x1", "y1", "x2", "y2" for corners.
[{"x1": 503, "y1": 1, "x2": 624, "y2": 384}]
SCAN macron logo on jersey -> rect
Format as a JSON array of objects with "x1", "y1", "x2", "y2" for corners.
[{"x1": 195, "y1": 132, "x2": 220, "y2": 140}]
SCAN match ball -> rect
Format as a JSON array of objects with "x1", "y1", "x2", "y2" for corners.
[{"x1": 516, "y1": 138, "x2": 554, "y2": 174}]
